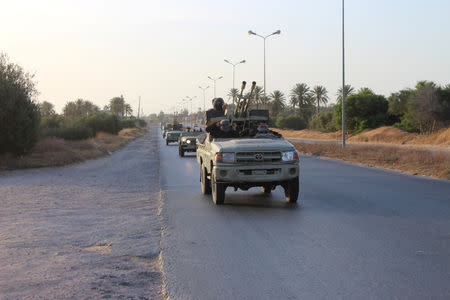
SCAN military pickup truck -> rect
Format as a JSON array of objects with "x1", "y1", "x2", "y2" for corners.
[
  {"x1": 178, "y1": 131, "x2": 202, "y2": 157},
  {"x1": 165, "y1": 130, "x2": 183, "y2": 145},
  {"x1": 196, "y1": 133, "x2": 299, "y2": 205}
]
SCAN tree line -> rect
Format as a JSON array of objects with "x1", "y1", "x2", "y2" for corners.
[
  {"x1": 226, "y1": 81, "x2": 450, "y2": 134},
  {"x1": 0, "y1": 54, "x2": 145, "y2": 156}
]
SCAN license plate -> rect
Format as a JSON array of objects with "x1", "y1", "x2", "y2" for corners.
[{"x1": 253, "y1": 170, "x2": 266, "y2": 175}]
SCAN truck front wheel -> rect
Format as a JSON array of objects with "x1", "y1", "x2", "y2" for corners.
[
  {"x1": 284, "y1": 177, "x2": 299, "y2": 203},
  {"x1": 201, "y1": 166, "x2": 211, "y2": 195},
  {"x1": 262, "y1": 185, "x2": 272, "y2": 194},
  {"x1": 211, "y1": 172, "x2": 225, "y2": 205}
]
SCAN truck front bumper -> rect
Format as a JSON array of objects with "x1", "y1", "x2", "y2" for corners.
[
  {"x1": 181, "y1": 144, "x2": 197, "y2": 152},
  {"x1": 213, "y1": 163, "x2": 299, "y2": 183}
]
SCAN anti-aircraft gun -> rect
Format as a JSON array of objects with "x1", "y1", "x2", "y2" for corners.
[{"x1": 231, "y1": 81, "x2": 270, "y2": 135}]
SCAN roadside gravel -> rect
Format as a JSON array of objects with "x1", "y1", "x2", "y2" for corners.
[{"x1": 0, "y1": 126, "x2": 163, "y2": 299}]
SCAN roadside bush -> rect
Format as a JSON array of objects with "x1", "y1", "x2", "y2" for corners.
[
  {"x1": 334, "y1": 90, "x2": 389, "y2": 132},
  {"x1": 120, "y1": 118, "x2": 137, "y2": 129},
  {"x1": 309, "y1": 111, "x2": 337, "y2": 132},
  {"x1": 40, "y1": 114, "x2": 64, "y2": 130},
  {"x1": 275, "y1": 114, "x2": 307, "y2": 130},
  {"x1": 57, "y1": 121, "x2": 93, "y2": 140},
  {"x1": 0, "y1": 54, "x2": 40, "y2": 155},
  {"x1": 83, "y1": 113, "x2": 121, "y2": 135},
  {"x1": 138, "y1": 119, "x2": 147, "y2": 127}
]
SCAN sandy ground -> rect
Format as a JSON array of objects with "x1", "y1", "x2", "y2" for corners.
[{"x1": 0, "y1": 127, "x2": 163, "y2": 299}]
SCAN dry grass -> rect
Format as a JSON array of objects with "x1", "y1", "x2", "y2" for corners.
[
  {"x1": 274, "y1": 126, "x2": 450, "y2": 148},
  {"x1": 0, "y1": 127, "x2": 148, "y2": 170},
  {"x1": 293, "y1": 141, "x2": 450, "y2": 180}
]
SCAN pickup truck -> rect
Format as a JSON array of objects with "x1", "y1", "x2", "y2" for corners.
[{"x1": 196, "y1": 133, "x2": 299, "y2": 205}]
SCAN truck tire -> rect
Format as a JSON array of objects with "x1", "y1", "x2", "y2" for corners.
[
  {"x1": 166, "y1": 140, "x2": 169, "y2": 146},
  {"x1": 284, "y1": 177, "x2": 299, "y2": 203},
  {"x1": 211, "y1": 172, "x2": 225, "y2": 205},
  {"x1": 179, "y1": 148, "x2": 184, "y2": 157},
  {"x1": 201, "y1": 166, "x2": 212, "y2": 195},
  {"x1": 262, "y1": 185, "x2": 272, "y2": 194}
]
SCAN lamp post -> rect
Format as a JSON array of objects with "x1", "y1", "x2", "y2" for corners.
[
  {"x1": 248, "y1": 29, "x2": 281, "y2": 96},
  {"x1": 342, "y1": 0, "x2": 346, "y2": 148},
  {"x1": 186, "y1": 96, "x2": 197, "y2": 126},
  {"x1": 224, "y1": 59, "x2": 246, "y2": 105},
  {"x1": 199, "y1": 86, "x2": 210, "y2": 113},
  {"x1": 208, "y1": 75, "x2": 223, "y2": 98}
]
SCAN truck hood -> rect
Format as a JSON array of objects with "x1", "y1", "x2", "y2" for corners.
[{"x1": 213, "y1": 138, "x2": 295, "y2": 152}]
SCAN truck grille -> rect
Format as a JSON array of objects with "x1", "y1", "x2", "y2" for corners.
[{"x1": 236, "y1": 151, "x2": 281, "y2": 163}]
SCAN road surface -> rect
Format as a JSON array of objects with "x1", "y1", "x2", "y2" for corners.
[{"x1": 159, "y1": 130, "x2": 450, "y2": 299}]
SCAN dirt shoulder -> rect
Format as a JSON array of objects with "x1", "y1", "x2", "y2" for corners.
[
  {"x1": 0, "y1": 125, "x2": 163, "y2": 299},
  {"x1": 0, "y1": 127, "x2": 148, "y2": 170},
  {"x1": 292, "y1": 141, "x2": 450, "y2": 180},
  {"x1": 274, "y1": 126, "x2": 450, "y2": 149}
]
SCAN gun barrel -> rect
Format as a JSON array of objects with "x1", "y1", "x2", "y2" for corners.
[
  {"x1": 234, "y1": 81, "x2": 246, "y2": 116},
  {"x1": 240, "y1": 81, "x2": 256, "y2": 117}
]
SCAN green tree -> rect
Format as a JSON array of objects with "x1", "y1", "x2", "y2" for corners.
[
  {"x1": 334, "y1": 89, "x2": 389, "y2": 132},
  {"x1": 290, "y1": 83, "x2": 311, "y2": 109},
  {"x1": 336, "y1": 84, "x2": 355, "y2": 102},
  {"x1": 311, "y1": 85, "x2": 329, "y2": 113},
  {"x1": 109, "y1": 95, "x2": 125, "y2": 116},
  {"x1": 227, "y1": 88, "x2": 239, "y2": 105},
  {"x1": 39, "y1": 101, "x2": 55, "y2": 117},
  {"x1": 63, "y1": 99, "x2": 99, "y2": 118},
  {"x1": 0, "y1": 53, "x2": 40, "y2": 155},
  {"x1": 269, "y1": 90, "x2": 286, "y2": 118},
  {"x1": 124, "y1": 103, "x2": 133, "y2": 117}
]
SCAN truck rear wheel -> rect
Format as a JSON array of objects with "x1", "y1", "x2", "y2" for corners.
[
  {"x1": 211, "y1": 172, "x2": 225, "y2": 205},
  {"x1": 284, "y1": 177, "x2": 299, "y2": 203},
  {"x1": 201, "y1": 166, "x2": 211, "y2": 195}
]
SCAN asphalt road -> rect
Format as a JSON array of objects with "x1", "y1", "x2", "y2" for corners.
[{"x1": 159, "y1": 130, "x2": 450, "y2": 299}]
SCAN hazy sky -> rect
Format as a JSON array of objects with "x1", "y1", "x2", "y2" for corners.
[{"x1": 1, "y1": 0, "x2": 449, "y2": 114}]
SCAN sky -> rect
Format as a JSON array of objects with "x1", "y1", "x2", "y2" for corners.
[{"x1": 1, "y1": 0, "x2": 450, "y2": 115}]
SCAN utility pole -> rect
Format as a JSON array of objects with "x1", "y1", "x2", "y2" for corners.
[
  {"x1": 138, "y1": 96, "x2": 141, "y2": 119},
  {"x1": 342, "y1": 0, "x2": 346, "y2": 148}
]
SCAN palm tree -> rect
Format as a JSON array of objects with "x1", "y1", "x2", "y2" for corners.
[
  {"x1": 311, "y1": 85, "x2": 329, "y2": 113},
  {"x1": 336, "y1": 84, "x2": 354, "y2": 102},
  {"x1": 290, "y1": 83, "x2": 311, "y2": 110},
  {"x1": 252, "y1": 86, "x2": 264, "y2": 105},
  {"x1": 269, "y1": 90, "x2": 286, "y2": 117},
  {"x1": 227, "y1": 88, "x2": 239, "y2": 105},
  {"x1": 124, "y1": 103, "x2": 133, "y2": 117}
]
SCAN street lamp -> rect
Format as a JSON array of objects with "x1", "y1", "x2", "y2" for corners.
[
  {"x1": 186, "y1": 96, "x2": 197, "y2": 126},
  {"x1": 199, "y1": 86, "x2": 210, "y2": 112},
  {"x1": 248, "y1": 29, "x2": 281, "y2": 96},
  {"x1": 224, "y1": 59, "x2": 246, "y2": 105},
  {"x1": 208, "y1": 75, "x2": 223, "y2": 98},
  {"x1": 341, "y1": 0, "x2": 346, "y2": 147}
]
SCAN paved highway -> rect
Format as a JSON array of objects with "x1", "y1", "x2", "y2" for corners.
[{"x1": 159, "y1": 130, "x2": 450, "y2": 299}]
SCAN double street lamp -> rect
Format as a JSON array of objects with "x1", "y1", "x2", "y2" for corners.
[
  {"x1": 198, "y1": 86, "x2": 210, "y2": 112},
  {"x1": 185, "y1": 96, "x2": 197, "y2": 126},
  {"x1": 224, "y1": 59, "x2": 246, "y2": 105},
  {"x1": 248, "y1": 29, "x2": 281, "y2": 96},
  {"x1": 208, "y1": 75, "x2": 223, "y2": 98}
]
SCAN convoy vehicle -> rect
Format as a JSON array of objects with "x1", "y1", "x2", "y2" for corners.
[
  {"x1": 178, "y1": 131, "x2": 202, "y2": 157},
  {"x1": 196, "y1": 81, "x2": 299, "y2": 205},
  {"x1": 165, "y1": 130, "x2": 183, "y2": 145}
]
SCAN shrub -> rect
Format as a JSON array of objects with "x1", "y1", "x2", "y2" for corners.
[
  {"x1": 276, "y1": 115, "x2": 307, "y2": 130},
  {"x1": 309, "y1": 111, "x2": 337, "y2": 132},
  {"x1": 40, "y1": 114, "x2": 64, "y2": 130},
  {"x1": 138, "y1": 119, "x2": 147, "y2": 127},
  {"x1": 57, "y1": 121, "x2": 93, "y2": 140},
  {"x1": 120, "y1": 118, "x2": 137, "y2": 129},
  {"x1": 334, "y1": 90, "x2": 389, "y2": 132},
  {"x1": 0, "y1": 54, "x2": 40, "y2": 155},
  {"x1": 83, "y1": 113, "x2": 121, "y2": 135}
]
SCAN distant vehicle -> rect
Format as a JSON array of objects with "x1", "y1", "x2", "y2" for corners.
[
  {"x1": 165, "y1": 130, "x2": 183, "y2": 145},
  {"x1": 178, "y1": 131, "x2": 202, "y2": 157}
]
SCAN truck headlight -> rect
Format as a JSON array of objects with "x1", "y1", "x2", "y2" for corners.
[
  {"x1": 186, "y1": 139, "x2": 191, "y2": 144},
  {"x1": 215, "y1": 152, "x2": 235, "y2": 163},
  {"x1": 281, "y1": 150, "x2": 299, "y2": 162},
  {"x1": 181, "y1": 137, "x2": 187, "y2": 142}
]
